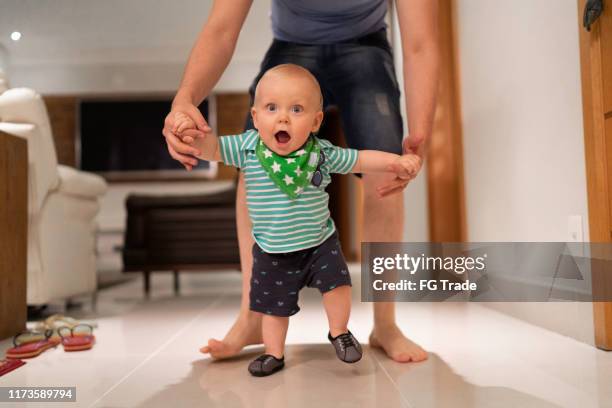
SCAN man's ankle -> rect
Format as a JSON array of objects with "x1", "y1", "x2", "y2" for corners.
[{"x1": 373, "y1": 322, "x2": 400, "y2": 332}]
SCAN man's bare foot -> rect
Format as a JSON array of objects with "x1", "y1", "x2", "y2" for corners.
[
  {"x1": 200, "y1": 312, "x2": 263, "y2": 360},
  {"x1": 369, "y1": 324, "x2": 428, "y2": 363}
]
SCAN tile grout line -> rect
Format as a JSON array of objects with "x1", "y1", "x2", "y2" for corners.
[
  {"x1": 87, "y1": 294, "x2": 226, "y2": 408},
  {"x1": 369, "y1": 349, "x2": 414, "y2": 408}
]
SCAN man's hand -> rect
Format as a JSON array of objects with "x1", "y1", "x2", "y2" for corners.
[
  {"x1": 402, "y1": 133, "x2": 426, "y2": 158},
  {"x1": 162, "y1": 103, "x2": 211, "y2": 171},
  {"x1": 377, "y1": 152, "x2": 423, "y2": 197},
  {"x1": 376, "y1": 134, "x2": 427, "y2": 197}
]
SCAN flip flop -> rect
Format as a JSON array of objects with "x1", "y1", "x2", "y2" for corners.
[
  {"x1": 5, "y1": 330, "x2": 59, "y2": 359},
  {"x1": 58, "y1": 324, "x2": 96, "y2": 352}
]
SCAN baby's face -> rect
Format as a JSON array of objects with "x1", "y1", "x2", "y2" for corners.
[{"x1": 251, "y1": 72, "x2": 323, "y2": 156}]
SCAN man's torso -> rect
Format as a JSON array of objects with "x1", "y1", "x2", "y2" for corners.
[{"x1": 271, "y1": 0, "x2": 387, "y2": 44}]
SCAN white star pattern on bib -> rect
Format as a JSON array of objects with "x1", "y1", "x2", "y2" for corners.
[
  {"x1": 295, "y1": 167, "x2": 302, "y2": 176},
  {"x1": 263, "y1": 149, "x2": 273, "y2": 158},
  {"x1": 287, "y1": 158, "x2": 296, "y2": 164},
  {"x1": 284, "y1": 174, "x2": 294, "y2": 185},
  {"x1": 271, "y1": 162, "x2": 281, "y2": 173}
]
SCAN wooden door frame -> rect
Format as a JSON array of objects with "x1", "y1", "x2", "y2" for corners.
[
  {"x1": 427, "y1": 0, "x2": 467, "y2": 242},
  {"x1": 577, "y1": 0, "x2": 612, "y2": 350}
]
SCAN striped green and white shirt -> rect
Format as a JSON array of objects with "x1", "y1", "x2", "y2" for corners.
[{"x1": 219, "y1": 129, "x2": 358, "y2": 253}]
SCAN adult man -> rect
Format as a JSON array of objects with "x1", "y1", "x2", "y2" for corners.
[{"x1": 162, "y1": 0, "x2": 439, "y2": 362}]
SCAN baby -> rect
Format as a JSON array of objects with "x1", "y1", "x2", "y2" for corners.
[{"x1": 173, "y1": 64, "x2": 421, "y2": 376}]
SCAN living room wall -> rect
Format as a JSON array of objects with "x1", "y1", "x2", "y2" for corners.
[{"x1": 1, "y1": 0, "x2": 272, "y2": 94}]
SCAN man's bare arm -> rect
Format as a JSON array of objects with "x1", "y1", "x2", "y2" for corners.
[
  {"x1": 395, "y1": 0, "x2": 440, "y2": 158},
  {"x1": 174, "y1": 0, "x2": 253, "y2": 109}
]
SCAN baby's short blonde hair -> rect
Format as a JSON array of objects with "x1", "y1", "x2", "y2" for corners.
[{"x1": 254, "y1": 64, "x2": 324, "y2": 110}]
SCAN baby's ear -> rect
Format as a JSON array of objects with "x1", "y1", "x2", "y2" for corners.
[
  {"x1": 312, "y1": 110, "x2": 324, "y2": 132},
  {"x1": 251, "y1": 107, "x2": 259, "y2": 128}
]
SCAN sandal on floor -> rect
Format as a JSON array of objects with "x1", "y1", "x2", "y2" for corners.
[
  {"x1": 57, "y1": 324, "x2": 96, "y2": 352},
  {"x1": 33, "y1": 314, "x2": 98, "y2": 332},
  {"x1": 5, "y1": 329, "x2": 59, "y2": 359},
  {"x1": 248, "y1": 354, "x2": 284, "y2": 377}
]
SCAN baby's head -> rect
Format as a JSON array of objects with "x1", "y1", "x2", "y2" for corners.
[{"x1": 251, "y1": 64, "x2": 324, "y2": 156}]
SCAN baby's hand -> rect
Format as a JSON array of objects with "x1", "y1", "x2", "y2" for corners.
[
  {"x1": 388, "y1": 153, "x2": 422, "y2": 180},
  {"x1": 173, "y1": 112, "x2": 198, "y2": 144}
]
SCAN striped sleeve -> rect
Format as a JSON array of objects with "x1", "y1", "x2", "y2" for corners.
[
  {"x1": 218, "y1": 133, "x2": 247, "y2": 168},
  {"x1": 319, "y1": 139, "x2": 359, "y2": 174}
]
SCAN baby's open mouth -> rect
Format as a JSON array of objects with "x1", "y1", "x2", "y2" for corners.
[{"x1": 274, "y1": 131, "x2": 291, "y2": 144}]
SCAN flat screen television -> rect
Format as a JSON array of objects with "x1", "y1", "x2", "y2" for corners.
[{"x1": 78, "y1": 97, "x2": 216, "y2": 181}]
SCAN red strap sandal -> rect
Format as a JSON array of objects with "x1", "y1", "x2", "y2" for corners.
[
  {"x1": 5, "y1": 329, "x2": 59, "y2": 359},
  {"x1": 58, "y1": 324, "x2": 96, "y2": 352}
]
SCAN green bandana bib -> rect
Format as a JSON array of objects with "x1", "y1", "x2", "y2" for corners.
[{"x1": 256, "y1": 136, "x2": 321, "y2": 199}]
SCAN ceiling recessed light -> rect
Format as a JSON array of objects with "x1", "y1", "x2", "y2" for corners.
[{"x1": 10, "y1": 32, "x2": 22, "y2": 41}]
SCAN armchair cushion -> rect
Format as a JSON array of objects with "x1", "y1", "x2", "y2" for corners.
[
  {"x1": 0, "y1": 122, "x2": 59, "y2": 214},
  {"x1": 57, "y1": 165, "x2": 107, "y2": 199}
]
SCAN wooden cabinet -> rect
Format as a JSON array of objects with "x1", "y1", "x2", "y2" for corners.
[{"x1": 0, "y1": 131, "x2": 27, "y2": 340}]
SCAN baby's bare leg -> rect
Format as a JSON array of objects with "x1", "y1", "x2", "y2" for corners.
[
  {"x1": 262, "y1": 315, "x2": 289, "y2": 359},
  {"x1": 322, "y1": 285, "x2": 352, "y2": 337}
]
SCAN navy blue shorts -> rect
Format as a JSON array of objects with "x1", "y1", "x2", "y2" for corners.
[
  {"x1": 249, "y1": 231, "x2": 352, "y2": 317},
  {"x1": 244, "y1": 28, "x2": 404, "y2": 156}
]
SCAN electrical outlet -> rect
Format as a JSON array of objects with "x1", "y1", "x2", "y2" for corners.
[{"x1": 568, "y1": 215, "x2": 583, "y2": 242}]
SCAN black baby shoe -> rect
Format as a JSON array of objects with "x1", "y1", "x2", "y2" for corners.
[
  {"x1": 328, "y1": 330, "x2": 362, "y2": 363},
  {"x1": 248, "y1": 354, "x2": 285, "y2": 377}
]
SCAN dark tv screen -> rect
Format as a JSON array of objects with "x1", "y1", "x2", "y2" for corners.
[{"x1": 79, "y1": 99, "x2": 210, "y2": 175}]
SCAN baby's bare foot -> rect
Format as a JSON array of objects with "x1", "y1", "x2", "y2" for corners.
[
  {"x1": 199, "y1": 313, "x2": 263, "y2": 360},
  {"x1": 369, "y1": 324, "x2": 428, "y2": 363}
]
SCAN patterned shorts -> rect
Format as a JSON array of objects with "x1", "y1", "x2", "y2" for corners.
[{"x1": 249, "y1": 231, "x2": 352, "y2": 317}]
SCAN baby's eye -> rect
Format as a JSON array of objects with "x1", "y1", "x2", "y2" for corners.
[
  {"x1": 266, "y1": 103, "x2": 277, "y2": 112},
  {"x1": 291, "y1": 105, "x2": 303, "y2": 114}
]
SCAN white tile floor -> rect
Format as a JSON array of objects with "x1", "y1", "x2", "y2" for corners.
[{"x1": 1, "y1": 264, "x2": 611, "y2": 408}]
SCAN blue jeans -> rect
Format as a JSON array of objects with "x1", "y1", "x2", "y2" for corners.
[{"x1": 244, "y1": 28, "x2": 404, "y2": 155}]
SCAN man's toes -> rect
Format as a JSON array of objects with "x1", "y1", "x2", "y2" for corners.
[
  {"x1": 199, "y1": 339, "x2": 223, "y2": 355},
  {"x1": 416, "y1": 352, "x2": 428, "y2": 362},
  {"x1": 392, "y1": 352, "x2": 414, "y2": 363},
  {"x1": 208, "y1": 339, "x2": 225, "y2": 351}
]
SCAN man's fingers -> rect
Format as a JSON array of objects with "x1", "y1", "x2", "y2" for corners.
[
  {"x1": 186, "y1": 105, "x2": 212, "y2": 133},
  {"x1": 170, "y1": 149, "x2": 198, "y2": 167},
  {"x1": 167, "y1": 142, "x2": 195, "y2": 165},
  {"x1": 378, "y1": 182, "x2": 409, "y2": 197},
  {"x1": 164, "y1": 133, "x2": 199, "y2": 166},
  {"x1": 387, "y1": 163, "x2": 413, "y2": 180},
  {"x1": 181, "y1": 129, "x2": 204, "y2": 139},
  {"x1": 379, "y1": 186, "x2": 403, "y2": 197},
  {"x1": 163, "y1": 128, "x2": 201, "y2": 157},
  {"x1": 377, "y1": 178, "x2": 411, "y2": 196}
]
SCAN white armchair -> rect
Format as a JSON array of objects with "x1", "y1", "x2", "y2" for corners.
[{"x1": 0, "y1": 81, "x2": 107, "y2": 305}]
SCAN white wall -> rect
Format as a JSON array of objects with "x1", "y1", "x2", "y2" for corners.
[
  {"x1": 455, "y1": 0, "x2": 594, "y2": 345},
  {"x1": 1, "y1": 0, "x2": 272, "y2": 94},
  {"x1": 457, "y1": 0, "x2": 589, "y2": 242}
]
